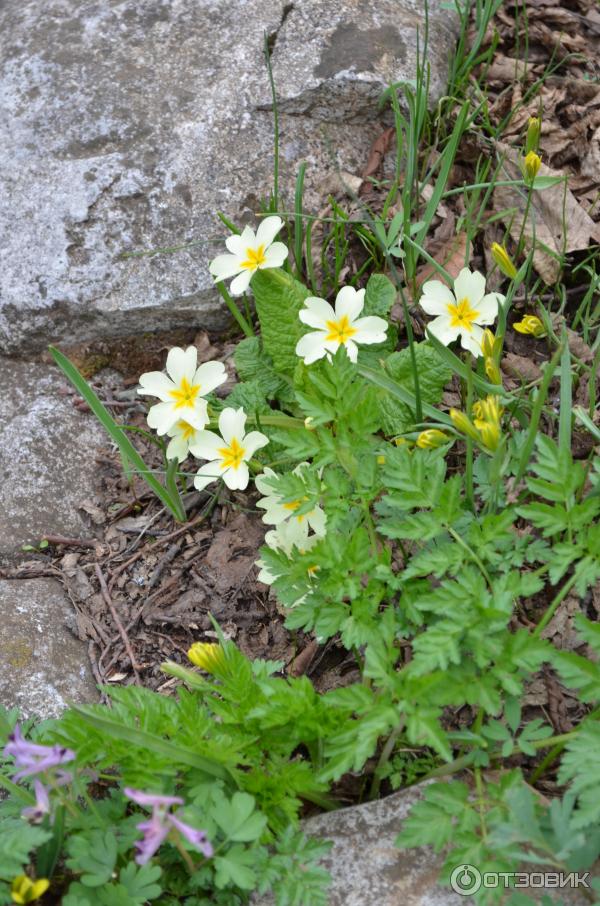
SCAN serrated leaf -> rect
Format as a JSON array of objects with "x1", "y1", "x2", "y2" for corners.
[
  {"x1": 66, "y1": 830, "x2": 117, "y2": 887},
  {"x1": 362, "y1": 273, "x2": 396, "y2": 317},
  {"x1": 378, "y1": 342, "x2": 452, "y2": 434},
  {"x1": 252, "y1": 270, "x2": 310, "y2": 375}
]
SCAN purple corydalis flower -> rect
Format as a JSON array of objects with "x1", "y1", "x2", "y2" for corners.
[
  {"x1": 124, "y1": 787, "x2": 213, "y2": 865},
  {"x1": 124, "y1": 788, "x2": 183, "y2": 809},
  {"x1": 4, "y1": 725, "x2": 75, "y2": 781},
  {"x1": 168, "y1": 813, "x2": 213, "y2": 858},
  {"x1": 21, "y1": 780, "x2": 50, "y2": 823}
]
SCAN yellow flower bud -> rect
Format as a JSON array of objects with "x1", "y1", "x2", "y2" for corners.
[
  {"x1": 485, "y1": 358, "x2": 502, "y2": 385},
  {"x1": 522, "y1": 150, "x2": 541, "y2": 183},
  {"x1": 11, "y1": 876, "x2": 50, "y2": 905},
  {"x1": 304, "y1": 417, "x2": 315, "y2": 430},
  {"x1": 416, "y1": 429, "x2": 450, "y2": 449},
  {"x1": 480, "y1": 329, "x2": 497, "y2": 359},
  {"x1": 513, "y1": 314, "x2": 546, "y2": 338},
  {"x1": 376, "y1": 455, "x2": 386, "y2": 464},
  {"x1": 187, "y1": 642, "x2": 226, "y2": 674},
  {"x1": 525, "y1": 116, "x2": 541, "y2": 154},
  {"x1": 474, "y1": 417, "x2": 501, "y2": 452},
  {"x1": 450, "y1": 409, "x2": 480, "y2": 443},
  {"x1": 491, "y1": 243, "x2": 518, "y2": 280},
  {"x1": 394, "y1": 437, "x2": 408, "y2": 446}
]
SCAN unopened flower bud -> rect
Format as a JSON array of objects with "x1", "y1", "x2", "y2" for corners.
[
  {"x1": 525, "y1": 116, "x2": 541, "y2": 155},
  {"x1": 416, "y1": 429, "x2": 450, "y2": 449},
  {"x1": 187, "y1": 642, "x2": 226, "y2": 674},
  {"x1": 449, "y1": 409, "x2": 480, "y2": 443},
  {"x1": 522, "y1": 151, "x2": 541, "y2": 183},
  {"x1": 485, "y1": 358, "x2": 502, "y2": 384},
  {"x1": 491, "y1": 243, "x2": 517, "y2": 280}
]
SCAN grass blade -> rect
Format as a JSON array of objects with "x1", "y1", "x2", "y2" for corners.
[
  {"x1": 73, "y1": 705, "x2": 235, "y2": 782},
  {"x1": 49, "y1": 346, "x2": 186, "y2": 522}
]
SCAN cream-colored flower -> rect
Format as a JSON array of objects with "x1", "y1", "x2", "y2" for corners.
[
  {"x1": 190, "y1": 407, "x2": 268, "y2": 491},
  {"x1": 255, "y1": 465, "x2": 327, "y2": 535},
  {"x1": 256, "y1": 518, "x2": 320, "y2": 586},
  {"x1": 165, "y1": 420, "x2": 204, "y2": 462},
  {"x1": 209, "y1": 216, "x2": 288, "y2": 296},
  {"x1": 295, "y1": 286, "x2": 388, "y2": 365},
  {"x1": 419, "y1": 268, "x2": 504, "y2": 358},
  {"x1": 138, "y1": 347, "x2": 227, "y2": 435}
]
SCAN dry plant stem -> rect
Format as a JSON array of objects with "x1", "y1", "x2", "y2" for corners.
[
  {"x1": 44, "y1": 535, "x2": 99, "y2": 549},
  {"x1": 95, "y1": 562, "x2": 142, "y2": 681}
]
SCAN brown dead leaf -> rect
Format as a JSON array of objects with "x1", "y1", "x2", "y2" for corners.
[
  {"x1": 501, "y1": 352, "x2": 543, "y2": 383},
  {"x1": 494, "y1": 145, "x2": 600, "y2": 283},
  {"x1": 413, "y1": 231, "x2": 471, "y2": 292}
]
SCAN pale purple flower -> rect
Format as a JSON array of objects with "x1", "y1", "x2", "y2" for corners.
[
  {"x1": 134, "y1": 812, "x2": 171, "y2": 865},
  {"x1": 3, "y1": 725, "x2": 75, "y2": 782},
  {"x1": 169, "y1": 813, "x2": 213, "y2": 858},
  {"x1": 124, "y1": 788, "x2": 183, "y2": 809},
  {"x1": 124, "y1": 787, "x2": 213, "y2": 865},
  {"x1": 21, "y1": 780, "x2": 50, "y2": 823}
]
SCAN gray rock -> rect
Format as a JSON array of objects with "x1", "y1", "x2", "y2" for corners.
[
  {"x1": 262, "y1": 0, "x2": 458, "y2": 122},
  {"x1": 252, "y1": 785, "x2": 595, "y2": 905},
  {"x1": 253, "y1": 785, "x2": 454, "y2": 906},
  {"x1": 0, "y1": 578, "x2": 98, "y2": 718},
  {"x1": 0, "y1": 358, "x2": 105, "y2": 556},
  {"x1": 0, "y1": 0, "x2": 459, "y2": 353}
]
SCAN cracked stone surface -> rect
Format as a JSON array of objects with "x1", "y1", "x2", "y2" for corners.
[
  {"x1": 0, "y1": 578, "x2": 98, "y2": 718},
  {"x1": 252, "y1": 785, "x2": 594, "y2": 906},
  {"x1": 0, "y1": 358, "x2": 105, "y2": 557},
  {"x1": 0, "y1": 0, "x2": 459, "y2": 353}
]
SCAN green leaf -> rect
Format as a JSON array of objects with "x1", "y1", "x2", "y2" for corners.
[
  {"x1": 211, "y1": 792, "x2": 267, "y2": 842},
  {"x1": 49, "y1": 347, "x2": 186, "y2": 521},
  {"x1": 214, "y1": 845, "x2": 257, "y2": 890},
  {"x1": 72, "y1": 705, "x2": 232, "y2": 781},
  {"x1": 251, "y1": 270, "x2": 309, "y2": 375},
  {"x1": 377, "y1": 342, "x2": 452, "y2": 434},
  {"x1": 119, "y1": 863, "x2": 162, "y2": 903},
  {"x1": 362, "y1": 273, "x2": 396, "y2": 317},
  {"x1": 66, "y1": 830, "x2": 117, "y2": 887},
  {"x1": 0, "y1": 819, "x2": 51, "y2": 877},
  {"x1": 233, "y1": 337, "x2": 293, "y2": 402}
]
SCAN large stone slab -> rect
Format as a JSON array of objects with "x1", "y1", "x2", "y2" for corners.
[
  {"x1": 0, "y1": 0, "x2": 459, "y2": 353},
  {"x1": 0, "y1": 578, "x2": 98, "y2": 718},
  {"x1": 0, "y1": 359, "x2": 105, "y2": 556},
  {"x1": 253, "y1": 785, "x2": 594, "y2": 905}
]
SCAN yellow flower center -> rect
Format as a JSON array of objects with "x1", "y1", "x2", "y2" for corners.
[
  {"x1": 169, "y1": 376, "x2": 201, "y2": 409},
  {"x1": 325, "y1": 314, "x2": 357, "y2": 344},
  {"x1": 241, "y1": 244, "x2": 267, "y2": 270},
  {"x1": 176, "y1": 420, "x2": 196, "y2": 440},
  {"x1": 447, "y1": 297, "x2": 479, "y2": 332},
  {"x1": 218, "y1": 436, "x2": 246, "y2": 470},
  {"x1": 284, "y1": 496, "x2": 313, "y2": 522}
]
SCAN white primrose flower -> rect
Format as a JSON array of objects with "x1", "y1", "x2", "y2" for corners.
[
  {"x1": 165, "y1": 420, "x2": 205, "y2": 463},
  {"x1": 255, "y1": 465, "x2": 327, "y2": 536},
  {"x1": 295, "y1": 286, "x2": 388, "y2": 365},
  {"x1": 189, "y1": 407, "x2": 269, "y2": 491},
  {"x1": 256, "y1": 518, "x2": 320, "y2": 586},
  {"x1": 419, "y1": 268, "x2": 504, "y2": 358},
  {"x1": 138, "y1": 347, "x2": 227, "y2": 435},
  {"x1": 209, "y1": 216, "x2": 288, "y2": 296}
]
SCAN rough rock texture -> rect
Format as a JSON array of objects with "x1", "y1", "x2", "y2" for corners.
[
  {"x1": 262, "y1": 0, "x2": 456, "y2": 122},
  {"x1": 0, "y1": 359, "x2": 105, "y2": 556},
  {"x1": 252, "y1": 785, "x2": 594, "y2": 905},
  {"x1": 0, "y1": 0, "x2": 459, "y2": 353},
  {"x1": 0, "y1": 578, "x2": 98, "y2": 718}
]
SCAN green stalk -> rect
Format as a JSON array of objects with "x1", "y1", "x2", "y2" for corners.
[{"x1": 214, "y1": 280, "x2": 254, "y2": 338}]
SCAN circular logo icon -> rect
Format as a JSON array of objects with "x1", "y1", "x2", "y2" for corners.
[{"x1": 450, "y1": 864, "x2": 482, "y2": 896}]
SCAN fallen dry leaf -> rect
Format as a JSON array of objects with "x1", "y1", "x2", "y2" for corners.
[
  {"x1": 494, "y1": 145, "x2": 600, "y2": 283},
  {"x1": 413, "y1": 231, "x2": 471, "y2": 292}
]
